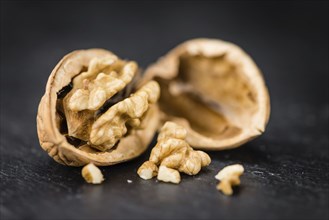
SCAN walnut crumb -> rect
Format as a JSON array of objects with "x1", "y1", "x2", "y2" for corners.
[
  {"x1": 81, "y1": 163, "x2": 104, "y2": 184},
  {"x1": 215, "y1": 164, "x2": 244, "y2": 195}
]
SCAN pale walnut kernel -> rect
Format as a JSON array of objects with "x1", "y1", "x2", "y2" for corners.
[
  {"x1": 89, "y1": 81, "x2": 160, "y2": 151},
  {"x1": 150, "y1": 122, "x2": 211, "y2": 175},
  {"x1": 68, "y1": 56, "x2": 136, "y2": 111},
  {"x1": 62, "y1": 56, "x2": 138, "y2": 142},
  {"x1": 157, "y1": 165, "x2": 181, "y2": 184},
  {"x1": 137, "y1": 161, "x2": 158, "y2": 180},
  {"x1": 215, "y1": 164, "x2": 244, "y2": 196},
  {"x1": 61, "y1": 54, "x2": 160, "y2": 152},
  {"x1": 137, "y1": 121, "x2": 211, "y2": 183},
  {"x1": 81, "y1": 163, "x2": 104, "y2": 184}
]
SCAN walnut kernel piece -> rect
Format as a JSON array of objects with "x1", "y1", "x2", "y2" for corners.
[
  {"x1": 215, "y1": 164, "x2": 244, "y2": 196},
  {"x1": 68, "y1": 55, "x2": 135, "y2": 111},
  {"x1": 81, "y1": 163, "x2": 104, "y2": 184},
  {"x1": 90, "y1": 81, "x2": 160, "y2": 151},
  {"x1": 143, "y1": 38, "x2": 270, "y2": 150},
  {"x1": 157, "y1": 165, "x2": 181, "y2": 184},
  {"x1": 137, "y1": 121, "x2": 211, "y2": 183},
  {"x1": 62, "y1": 56, "x2": 142, "y2": 144},
  {"x1": 137, "y1": 161, "x2": 158, "y2": 180},
  {"x1": 150, "y1": 122, "x2": 211, "y2": 175},
  {"x1": 37, "y1": 49, "x2": 160, "y2": 166}
]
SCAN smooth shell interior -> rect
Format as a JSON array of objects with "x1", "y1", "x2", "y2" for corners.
[
  {"x1": 144, "y1": 39, "x2": 270, "y2": 150},
  {"x1": 158, "y1": 54, "x2": 258, "y2": 139}
]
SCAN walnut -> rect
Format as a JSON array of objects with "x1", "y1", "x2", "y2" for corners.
[
  {"x1": 81, "y1": 163, "x2": 104, "y2": 184},
  {"x1": 37, "y1": 49, "x2": 160, "y2": 166},
  {"x1": 142, "y1": 38, "x2": 270, "y2": 150},
  {"x1": 215, "y1": 164, "x2": 244, "y2": 196},
  {"x1": 137, "y1": 121, "x2": 211, "y2": 182},
  {"x1": 37, "y1": 39, "x2": 270, "y2": 168}
]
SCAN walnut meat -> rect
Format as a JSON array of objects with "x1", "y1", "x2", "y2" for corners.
[
  {"x1": 137, "y1": 121, "x2": 211, "y2": 182},
  {"x1": 143, "y1": 38, "x2": 270, "y2": 150},
  {"x1": 157, "y1": 166, "x2": 181, "y2": 184},
  {"x1": 81, "y1": 163, "x2": 104, "y2": 184},
  {"x1": 137, "y1": 161, "x2": 158, "y2": 180},
  {"x1": 215, "y1": 164, "x2": 244, "y2": 195},
  {"x1": 37, "y1": 49, "x2": 160, "y2": 166}
]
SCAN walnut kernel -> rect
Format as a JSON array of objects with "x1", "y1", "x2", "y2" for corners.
[
  {"x1": 137, "y1": 161, "x2": 158, "y2": 180},
  {"x1": 215, "y1": 164, "x2": 244, "y2": 195},
  {"x1": 137, "y1": 121, "x2": 211, "y2": 183},
  {"x1": 89, "y1": 81, "x2": 160, "y2": 151},
  {"x1": 157, "y1": 165, "x2": 181, "y2": 184},
  {"x1": 81, "y1": 163, "x2": 104, "y2": 184}
]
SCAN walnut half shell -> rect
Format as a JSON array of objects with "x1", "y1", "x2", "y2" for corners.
[
  {"x1": 143, "y1": 39, "x2": 270, "y2": 150},
  {"x1": 37, "y1": 49, "x2": 160, "y2": 166}
]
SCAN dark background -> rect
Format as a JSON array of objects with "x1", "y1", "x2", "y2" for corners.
[{"x1": 1, "y1": 1, "x2": 328, "y2": 219}]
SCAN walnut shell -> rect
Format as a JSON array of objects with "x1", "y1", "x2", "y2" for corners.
[
  {"x1": 37, "y1": 49, "x2": 159, "y2": 166},
  {"x1": 143, "y1": 39, "x2": 270, "y2": 150}
]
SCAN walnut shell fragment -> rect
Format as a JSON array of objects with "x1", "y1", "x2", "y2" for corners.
[
  {"x1": 37, "y1": 49, "x2": 160, "y2": 166},
  {"x1": 143, "y1": 39, "x2": 270, "y2": 150}
]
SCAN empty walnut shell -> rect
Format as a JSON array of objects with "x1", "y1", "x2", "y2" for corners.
[
  {"x1": 37, "y1": 49, "x2": 160, "y2": 166},
  {"x1": 143, "y1": 39, "x2": 270, "y2": 150}
]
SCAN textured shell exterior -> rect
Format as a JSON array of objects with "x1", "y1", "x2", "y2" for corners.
[
  {"x1": 37, "y1": 49, "x2": 159, "y2": 166},
  {"x1": 143, "y1": 38, "x2": 270, "y2": 150}
]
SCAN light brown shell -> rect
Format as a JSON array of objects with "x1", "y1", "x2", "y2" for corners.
[
  {"x1": 37, "y1": 49, "x2": 159, "y2": 166},
  {"x1": 143, "y1": 39, "x2": 270, "y2": 150}
]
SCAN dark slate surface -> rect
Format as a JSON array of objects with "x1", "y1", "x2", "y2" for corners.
[{"x1": 1, "y1": 1, "x2": 328, "y2": 220}]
